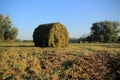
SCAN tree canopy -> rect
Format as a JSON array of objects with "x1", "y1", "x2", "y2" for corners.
[
  {"x1": 0, "y1": 14, "x2": 18, "y2": 42},
  {"x1": 88, "y1": 21, "x2": 120, "y2": 42}
]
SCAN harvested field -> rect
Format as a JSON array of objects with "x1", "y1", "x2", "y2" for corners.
[{"x1": 0, "y1": 42, "x2": 120, "y2": 80}]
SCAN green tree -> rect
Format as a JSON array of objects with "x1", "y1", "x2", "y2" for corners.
[
  {"x1": 4, "y1": 15, "x2": 12, "y2": 40},
  {"x1": 90, "y1": 21, "x2": 120, "y2": 42},
  {"x1": 98, "y1": 35, "x2": 104, "y2": 42},
  {"x1": 0, "y1": 14, "x2": 5, "y2": 41},
  {"x1": 10, "y1": 27, "x2": 18, "y2": 40},
  {"x1": 0, "y1": 14, "x2": 18, "y2": 42},
  {"x1": 118, "y1": 36, "x2": 120, "y2": 42}
]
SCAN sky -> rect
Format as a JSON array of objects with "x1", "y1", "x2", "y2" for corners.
[{"x1": 0, "y1": 0, "x2": 120, "y2": 40}]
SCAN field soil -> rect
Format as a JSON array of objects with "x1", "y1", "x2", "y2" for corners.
[{"x1": 0, "y1": 42, "x2": 120, "y2": 80}]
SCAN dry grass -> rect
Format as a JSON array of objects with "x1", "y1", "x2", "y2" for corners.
[{"x1": 0, "y1": 42, "x2": 120, "y2": 79}]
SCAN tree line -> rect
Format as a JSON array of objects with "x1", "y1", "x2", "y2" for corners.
[
  {"x1": 79, "y1": 21, "x2": 120, "y2": 43},
  {"x1": 0, "y1": 14, "x2": 18, "y2": 42}
]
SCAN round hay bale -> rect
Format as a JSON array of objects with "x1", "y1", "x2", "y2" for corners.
[{"x1": 33, "y1": 22, "x2": 69, "y2": 47}]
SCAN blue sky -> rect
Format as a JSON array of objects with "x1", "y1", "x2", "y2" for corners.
[{"x1": 0, "y1": 0, "x2": 120, "y2": 40}]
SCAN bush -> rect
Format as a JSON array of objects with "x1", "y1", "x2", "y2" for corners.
[{"x1": 33, "y1": 22, "x2": 69, "y2": 47}]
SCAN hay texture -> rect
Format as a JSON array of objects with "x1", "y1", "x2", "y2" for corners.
[{"x1": 33, "y1": 22, "x2": 69, "y2": 47}]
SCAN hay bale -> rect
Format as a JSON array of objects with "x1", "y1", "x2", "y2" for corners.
[{"x1": 33, "y1": 22, "x2": 69, "y2": 47}]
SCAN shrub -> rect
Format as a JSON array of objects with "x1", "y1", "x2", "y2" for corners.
[{"x1": 33, "y1": 22, "x2": 69, "y2": 47}]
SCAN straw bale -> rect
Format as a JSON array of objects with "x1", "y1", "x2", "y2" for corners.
[{"x1": 33, "y1": 22, "x2": 69, "y2": 47}]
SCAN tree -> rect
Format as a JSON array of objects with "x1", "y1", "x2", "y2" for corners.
[
  {"x1": 10, "y1": 27, "x2": 18, "y2": 40},
  {"x1": 98, "y1": 35, "x2": 104, "y2": 42},
  {"x1": 90, "y1": 21, "x2": 120, "y2": 43},
  {"x1": 0, "y1": 14, "x2": 18, "y2": 42},
  {"x1": 0, "y1": 14, "x2": 4, "y2": 41},
  {"x1": 4, "y1": 15, "x2": 12, "y2": 40},
  {"x1": 118, "y1": 36, "x2": 120, "y2": 42}
]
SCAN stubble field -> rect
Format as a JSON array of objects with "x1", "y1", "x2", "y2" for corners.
[{"x1": 0, "y1": 42, "x2": 120, "y2": 80}]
